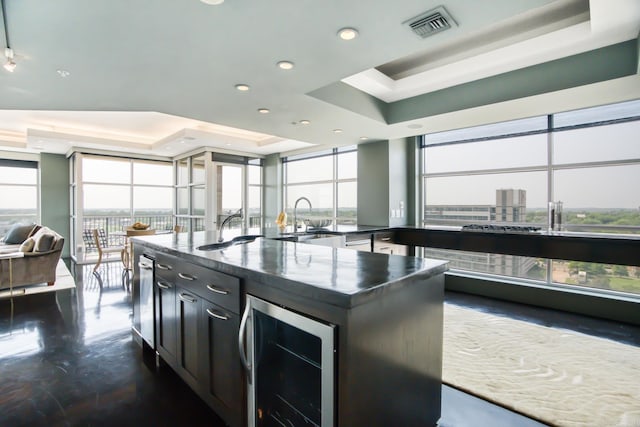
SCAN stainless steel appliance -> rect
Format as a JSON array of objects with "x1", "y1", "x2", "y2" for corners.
[
  {"x1": 239, "y1": 295, "x2": 335, "y2": 427},
  {"x1": 138, "y1": 254, "x2": 155, "y2": 347}
]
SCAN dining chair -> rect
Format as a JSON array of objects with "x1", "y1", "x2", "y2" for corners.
[
  {"x1": 173, "y1": 224, "x2": 185, "y2": 233},
  {"x1": 91, "y1": 229, "x2": 126, "y2": 275}
]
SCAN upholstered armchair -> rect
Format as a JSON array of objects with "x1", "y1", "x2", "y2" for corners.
[{"x1": 0, "y1": 224, "x2": 65, "y2": 290}]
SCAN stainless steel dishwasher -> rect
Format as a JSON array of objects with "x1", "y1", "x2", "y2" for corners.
[{"x1": 138, "y1": 254, "x2": 155, "y2": 348}]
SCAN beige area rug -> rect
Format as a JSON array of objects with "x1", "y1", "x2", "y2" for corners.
[
  {"x1": 443, "y1": 304, "x2": 640, "y2": 427},
  {"x1": 0, "y1": 261, "x2": 75, "y2": 300}
]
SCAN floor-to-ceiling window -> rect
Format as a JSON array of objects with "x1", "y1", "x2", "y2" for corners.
[
  {"x1": 283, "y1": 146, "x2": 357, "y2": 228},
  {"x1": 175, "y1": 152, "x2": 263, "y2": 233},
  {"x1": 175, "y1": 153, "x2": 206, "y2": 232},
  {"x1": 420, "y1": 99, "x2": 640, "y2": 296},
  {"x1": 0, "y1": 159, "x2": 39, "y2": 235},
  {"x1": 247, "y1": 158, "x2": 263, "y2": 228},
  {"x1": 71, "y1": 153, "x2": 173, "y2": 259}
]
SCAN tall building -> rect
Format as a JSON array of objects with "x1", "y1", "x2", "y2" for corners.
[{"x1": 495, "y1": 189, "x2": 526, "y2": 222}]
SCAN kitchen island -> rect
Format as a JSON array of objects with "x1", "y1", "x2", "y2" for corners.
[{"x1": 132, "y1": 231, "x2": 448, "y2": 427}]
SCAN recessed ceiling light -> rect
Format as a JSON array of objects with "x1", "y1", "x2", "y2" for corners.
[
  {"x1": 338, "y1": 28, "x2": 359, "y2": 40},
  {"x1": 258, "y1": 108, "x2": 270, "y2": 114},
  {"x1": 33, "y1": 145, "x2": 43, "y2": 150},
  {"x1": 333, "y1": 129, "x2": 343, "y2": 133},
  {"x1": 200, "y1": 0, "x2": 224, "y2": 4},
  {"x1": 235, "y1": 84, "x2": 250, "y2": 91},
  {"x1": 300, "y1": 120, "x2": 310, "y2": 125},
  {"x1": 359, "y1": 136, "x2": 368, "y2": 140},
  {"x1": 277, "y1": 61, "x2": 294, "y2": 70},
  {"x1": 57, "y1": 69, "x2": 70, "y2": 78},
  {"x1": 226, "y1": 143, "x2": 231, "y2": 146}
]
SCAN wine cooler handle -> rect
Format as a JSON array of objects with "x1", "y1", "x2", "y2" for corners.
[{"x1": 238, "y1": 301, "x2": 252, "y2": 385}]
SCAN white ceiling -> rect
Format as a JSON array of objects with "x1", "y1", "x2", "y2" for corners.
[{"x1": 0, "y1": 0, "x2": 638, "y2": 159}]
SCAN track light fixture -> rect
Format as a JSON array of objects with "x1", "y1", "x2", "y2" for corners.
[
  {"x1": 1, "y1": 0, "x2": 16, "y2": 72},
  {"x1": 4, "y1": 47, "x2": 15, "y2": 72}
]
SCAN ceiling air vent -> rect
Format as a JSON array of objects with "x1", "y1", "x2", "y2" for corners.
[{"x1": 404, "y1": 6, "x2": 456, "y2": 39}]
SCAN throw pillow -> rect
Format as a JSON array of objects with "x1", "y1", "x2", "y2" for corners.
[
  {"x1": 30, "y1": 226, "x2": 52, "y2": 241},
  {"x1": 19, "y1": 237, "x2": 35, "y2": 252},
  {"x1": 3, "y1": 223, "x2": 37, "y2": 244},
  {"x1": 34, "y1": 233, "x2": 56, "y2": 252}
]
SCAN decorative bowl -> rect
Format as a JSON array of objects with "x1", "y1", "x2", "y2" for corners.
[{"x1": 303, "y1": 218, "x2": 332, "y2": 229}]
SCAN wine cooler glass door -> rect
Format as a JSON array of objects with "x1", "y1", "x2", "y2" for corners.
[{"x1": 243, "y1": 295, "x2": 335, "y2": 427}]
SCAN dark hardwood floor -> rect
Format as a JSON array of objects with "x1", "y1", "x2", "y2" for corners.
[{"x1": 11, "y1": 259, "x2": 632, "y2": 426}]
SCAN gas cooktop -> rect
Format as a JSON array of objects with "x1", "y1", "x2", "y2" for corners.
[{"x1": 461, "y1": 224, "x2": 542, "y2": 233}]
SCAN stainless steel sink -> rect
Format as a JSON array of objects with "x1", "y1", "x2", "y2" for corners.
[{"x1": 197, "y1": 234, "x2": 263, "y2": 251}]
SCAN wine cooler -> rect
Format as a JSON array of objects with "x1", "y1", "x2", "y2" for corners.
[{"x1": 240, "y1": 295, "x2": 335, "y2": 427}]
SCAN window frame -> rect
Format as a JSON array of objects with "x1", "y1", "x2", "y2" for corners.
[
  {"x1": 420, "y1": 101, "x2": 640, "y2": 234},
  {"x1": 419, "y1": 99, "x2": 640, "y2": 296},
  {"x1": 71, "y1": 153, "x2": 173, "y2": 260},
  {"x1": 0, "y1": 159, "x2": 39, "y2": 235},
  {"x1": 282, "y1": 146, "x2": 357, "y2": 225}
]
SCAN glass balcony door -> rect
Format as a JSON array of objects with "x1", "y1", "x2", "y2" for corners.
[{"x1": 214, "y1": 163, "x2": 245, "y2": 232}]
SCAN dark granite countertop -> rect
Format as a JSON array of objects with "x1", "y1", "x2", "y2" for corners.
[{"x1": 132, "y1": 231, "x2": 448, "y2": 309}]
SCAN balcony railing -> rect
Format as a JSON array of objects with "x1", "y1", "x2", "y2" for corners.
[{"x1": 81, "y1": 215, "x2": 174, "y2": 253}]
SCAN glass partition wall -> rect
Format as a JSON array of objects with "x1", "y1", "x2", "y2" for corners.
[{"x1": 420, "y1": 99, "x2": 640, "y2": 297}]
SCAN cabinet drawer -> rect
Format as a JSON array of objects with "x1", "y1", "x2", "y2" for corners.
[
  {"x1": 174, "y1": 262, "x2": 240, "y2": 314},
  {"x1": 155, "y1": 253, "x2": 177, "y2": 281}
]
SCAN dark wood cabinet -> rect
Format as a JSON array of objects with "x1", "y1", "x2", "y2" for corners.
[
  {"x1": 200, "y1": 300, "x2": 243, "y2": 427},
  {"x1": 146, "y1": 252, "x2": 244, "y2": 427},
  {"x1": 155, "y1": 279, "x2": 177, "y2": 364},
  {"x1": 175, "y1": 287, "x2": 201, "y2": 390},
  {"x1": 155, "y1": 255, "x2": 177, "y2": 366}
]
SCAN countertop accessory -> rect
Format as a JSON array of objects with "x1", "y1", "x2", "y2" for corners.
[{"x1": 304, "y1": 218, "x2": 332, "y2": 229}]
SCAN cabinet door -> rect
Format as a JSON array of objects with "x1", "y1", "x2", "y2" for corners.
[
  {"x1": 155, "y1": 277, "x2": 177, "y2": 366},
  {"x1": 200, "y1": 300, "x2": 243, "y2": 427},
  {"x1": 176, "y1": 288, "x2": 201, "y2": 390}
]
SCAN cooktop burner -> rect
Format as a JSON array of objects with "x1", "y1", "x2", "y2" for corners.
[{"x1": 461, "y1": 224, "x2": 542, "y2": 233}]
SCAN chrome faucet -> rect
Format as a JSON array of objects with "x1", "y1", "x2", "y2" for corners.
[
  {"x1": 293, "y1": 197, "x2": 312, "y2": 232},
  {"x1": 218, "y1": 208, "x2": 243, "y2": 242}
]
